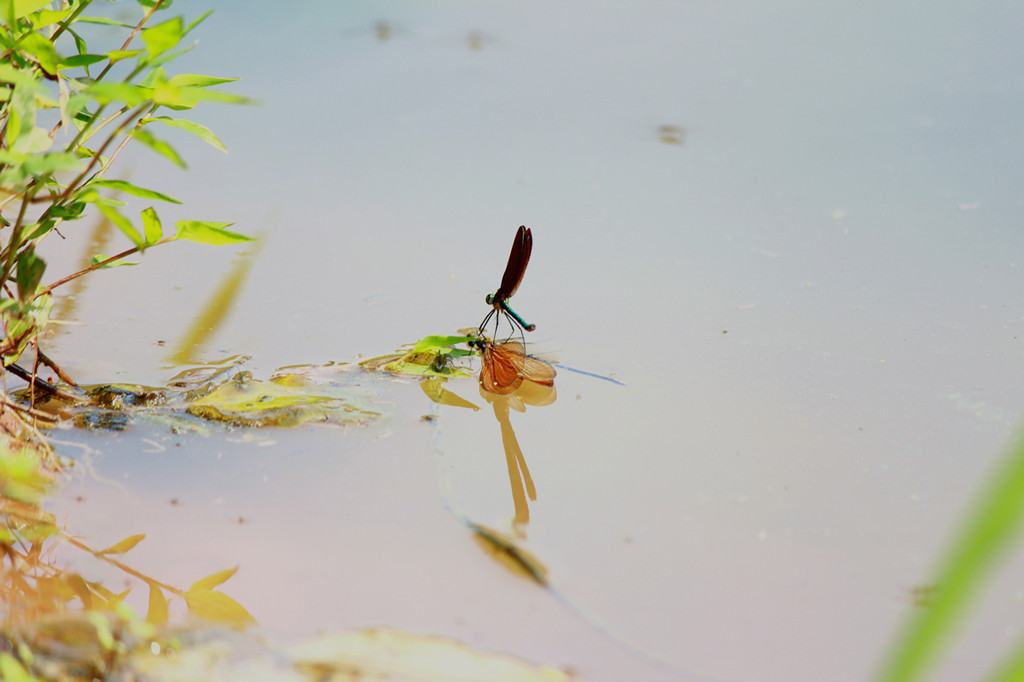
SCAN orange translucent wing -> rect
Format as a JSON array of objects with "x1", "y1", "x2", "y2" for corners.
[
  {"x1": 520, "y1": 355, "x2": 556, "y2": 386},
  {"x1": 480, "y1": 341, "x2": 525, "y2": 394},
  {"x1": 479, "y1": 341, "x2": 555, "y2": 394},
  {"x1": 492, "y1": 226, "x2": 532, "y2": 304}
]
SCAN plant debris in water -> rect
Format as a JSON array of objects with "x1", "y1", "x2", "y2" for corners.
[{"x1": 17, "y1": 358, "x2": 384, "y2": 432}]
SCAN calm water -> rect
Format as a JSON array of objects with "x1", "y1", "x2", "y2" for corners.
[{"x1": 38, "y1": 2, "x2": 1024, "y2": 680}]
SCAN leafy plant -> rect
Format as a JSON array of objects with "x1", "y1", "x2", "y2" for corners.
[
  {"x1": 0, "y1": 0, "x2": 252, "y2": 388},
  {"x1": 878, "y1": 429, "x2": 1024, "y2": 681}
]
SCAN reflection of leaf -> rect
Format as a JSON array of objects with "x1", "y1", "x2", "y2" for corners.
[
  {"x1": 470, "y1": 523, "x2": 549, "y2": 586},
  {"x1": 183, "y1": 589, "x2": 255, "y2": 625},
  {"x1": 99, "y1": 533, "x2": 145, "y2": 555},
  {"x1": 420, "y1": 378, "x2": 478, "y2": 411},
  {"x1": 187, "y1": 377, "x2": 379, "y2": 427},
  {"x1": 188, "y1": 566, "x2": 237, "y2": 592},
  {"x1": 146, "y1": 582, "x2": 168, "y2": 624}
]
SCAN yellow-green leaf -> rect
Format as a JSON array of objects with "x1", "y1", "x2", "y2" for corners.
[
  {"x1": 142, "y1": 115, "x2": 227, "y2": 153},
  {"x1": 96, "y1": 203, "x2": 143, "y2": 247},
  {"x1": 141, "y1": 207, "x2": 162, "y2": 245},
  {"x1": 92, "y1": 179, "x2": 181, "y2": 204},
  {"x1": 11, "y1": 0, "x2": 54, "y2": 20},
  {"x1": 66, "y1": 573, "x2": 93, "y2": 609},
  {"x1": 91, "y1": 254, "x2": 140, "y2": 268},
  {"x1": 146, "y1": 581, "x2": 168, "y2": 624},
  {"x1": 183, "y1": 588, "x2": 255, "y2": 625},
  {"x1": 99, "y1": 533, "x2": 145, "y2": 555},
  {"x1": 0, "y1": 652, "x2": 34, "y2": 682},
  {"x1": 18, "y1": 31, "x2": 58, "y2": 75},
  {"x1": 141, "y1": 17, "x2": 182, "y2": 58},
  {"x1": 188, "y1": 566, "x2": 238, "y2": 592},
  {"x1": 174, "y1": 221, "x2": 252, "y2": 246}
]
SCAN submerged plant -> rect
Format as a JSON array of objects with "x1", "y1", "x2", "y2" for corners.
[{"x1": 0, "y1": 0, "x2": 252, "y2": 408}]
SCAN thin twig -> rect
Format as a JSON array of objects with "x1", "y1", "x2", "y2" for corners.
[
  {"x1": 37, "y1": 350, "x2": 77, "y2": 387},
  {"x1": 1, "y1": 397, "x2": 59, "y2": 424},
  {"x1": 54, "y1": 103, "x2": 150, "y2": 204},
  {"x1": 93, "y1": 0, "x2": 167, "y2": 84},
  {"x1": 35, "y1": 238, "x2": 170, "y2": 300},
  {"x1": 5, "y1": 363, "x2": 80, "y2": 404}
]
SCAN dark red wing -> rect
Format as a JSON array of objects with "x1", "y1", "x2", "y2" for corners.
[{"x1": 492, "y1": 225, "x2": 532, "y2": 303}]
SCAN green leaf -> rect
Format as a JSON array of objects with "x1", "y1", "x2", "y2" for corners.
[
  {"x1": 189, "y1": 566, "x2": 237, "y2": 592},
  {"x1": 21, "y1": 151, "x2": 80, "y2": 174},
  {"x1": 132, "y1": 128, "x2": 185, "y2": 167},
  {"x1": 143, "y1": 42, "x2": 196, "y2": 71},
  {"x1": 91, "y1": 254, "x2": 140, "y2": 268},
  {"x1": 67, "y1": 26, "x2": 88, "y2": 57},
  {"x1": 92, "y1": 179, "x2": 182, "y2": 204},
  {"x1": 141, "y1": 16, "x2": 182, "y2": 58},
  {"x1": 183, "y1": 9, "x2": 213, "y2": 37},
  {"x1": 10, "y1": 0, "x2": 54, "y2": 20},
  {"x1": 412, "y1": 335, "x2": 474, "y2": 352},
  {"x1": 83, "y1": 81, "x2": 153, "y2": 106},
  {"x1": 175, "y1": 220, "x2": 252, "y2": 246},
  {"x1": 78, "y1": 16, "x2": 135, "y2": 28},
  {"x1": 142, "y1": 115, "x2": 226, "y2": 152},
  {"x1": 0, "y1": 63, "x2": 41, "y2": 88},
  {"x1": 15, "y1": 249, "x2": 46, "y2": 301},
  {"x1": 18, "y1": 31, "x2": 58, "y2": 75},
  {"x1": 141, "y1": 207, "x2": 162, "y2": 244},
  {"x1": 5, "y1": 80, "x2": 34, "y2": 148},
  {"x1": 24, "y1": 219, "x2": 54, "y2": 240},
  {"x1": 25, "y1": 151, "x2": 80, "y2": 174},
  {"x1": 96, "y1": 195, "x2": 126, "y2": 208},
  {"x1": 11, "y1": 126, "x2": 52, "y2": 154},
  {"x1": 166, "y1": 74, "x2": 238, "y2": 88},
  {"x1": 105, "y1": 48, "x2": 144, "y2": 63},
  {"x1": 99, "y1": 533, "x2": 146, "y2": 555},
  {"x1": 139, "y1": 65, "x2": 167, "y2": 88},
  {"x1": 96, "y1": 203, "x2": 143, "y2": 247},
  {"x1": 59, "y1": 54, "x2": 106, "y2": 69},
  {"x1": 31, "y1": 8, "x2": 73, "y2": 30},
  {"x1": 46, "y1": 202, "x2": 86, "y2": 220}
]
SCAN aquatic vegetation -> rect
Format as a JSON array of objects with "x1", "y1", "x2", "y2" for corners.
[
  {"x1": 359, "y1": 334, "x2": 476, "y2": 378},
  {"x1": 0, "y1": 445, "x2": 253, "y2": 679},
  {"x1": 0, "y1": 0, "x2": 252, "y2": 414}
]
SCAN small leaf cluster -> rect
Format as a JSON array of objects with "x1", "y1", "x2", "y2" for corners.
[{"x1": 0, "y1": 0, "x2": 253, "y2": 368}]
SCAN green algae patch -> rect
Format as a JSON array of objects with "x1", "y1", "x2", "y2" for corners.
[
  {"x1": 186, "y1": 372, "x2": 378, "y2": 427},
  {"x1": 21, "y1": 357, "x2": 384, "y2": 432}
]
